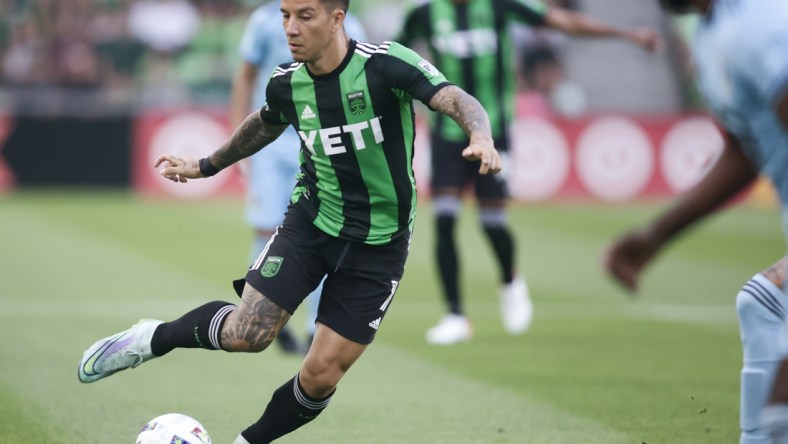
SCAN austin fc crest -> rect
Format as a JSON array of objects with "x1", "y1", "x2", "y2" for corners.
[
  {"x1": 346, "y1": 90, "x2": 367, "y2": 115},
  {"x1": 261, "y1": 256, "x2": 284, "y2": 278}
]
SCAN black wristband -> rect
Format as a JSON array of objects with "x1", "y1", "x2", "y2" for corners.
[{"x1": 198, "y1": 157, "x2": 220, "y2": 177}]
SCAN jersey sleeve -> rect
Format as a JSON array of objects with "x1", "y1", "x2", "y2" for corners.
[
  {"x1": 378, "y1": 41, "x2": 452, "y2": 108},
  {"x1": 504, "y1": 0, "x2": 548, "y2": 26},
  {"x1": 259, "y1": 71, "x2": 290, "y2": 126}
]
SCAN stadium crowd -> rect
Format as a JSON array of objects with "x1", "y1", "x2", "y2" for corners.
[
  {"x1": 0, "y1": 0, "x2": 584, "y2": 113},
  {"x1": 0, "y1": 0, "x2": 253, "y2": 110}
]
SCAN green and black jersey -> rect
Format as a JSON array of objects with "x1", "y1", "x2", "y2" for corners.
[
  {"x1": 398, "y1": 0, "x2": 548, "y2": 143},
  {"x1": 261, "y1": 40, "x2": 451, "y2": 245}
]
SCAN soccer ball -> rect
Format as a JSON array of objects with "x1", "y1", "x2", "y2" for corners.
[{"x1": 136, "y1": 413, "x2": 212, "y2": 444}]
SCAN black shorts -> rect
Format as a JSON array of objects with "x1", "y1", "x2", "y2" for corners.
[
  {"x1": 430, "y1": 135, "x2": 510, "y2": 200},
  {"x1": 243, "y1": 208, "x2": 409, "y2": 345}
]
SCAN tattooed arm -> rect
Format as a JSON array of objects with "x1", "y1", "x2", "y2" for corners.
[
  {"x1": 208, "y1": 112, "x2": 287, "y2": 170},
  {"x1": 429, "y1": 85, "x2": 501, "y2": 175},
  {"x1": 154, "y1": 111, "x2": 288, "y2": 183}
]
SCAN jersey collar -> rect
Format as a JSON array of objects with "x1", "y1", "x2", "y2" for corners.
[{"x1": 306, "y1": 39, "x2": 357, "y2": 81}]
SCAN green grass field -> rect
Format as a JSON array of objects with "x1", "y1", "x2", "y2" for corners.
[{"x1": 0, "y1": 190, "x2": 784, "y2": 443}]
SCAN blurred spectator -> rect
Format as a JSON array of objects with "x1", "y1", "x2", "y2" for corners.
[
  {"x1": 128, "y1": 0, "x2": 200, "y2": 54},
  {"x1": 91, "y1": 2, "x2": 146, "y2": 92},
  {"x1": 0, "y1": 0, "x2": 644, "y2": 115},
  {"x1": 2, "y1": 16, "x2": 45, "y2": 86},
  {"x1": 518, "y1": 45, "x2": 563, "y2": 117},
  {"x1": 49, "y1": 0, "x2": 100, "y2": 89},
  {"x1": 174, "y1": 0, "x2": 246, "y2": 101},
  {"x1": 514, "y1": 0, "x2": 587, "y2": 118},
  {"x1": 126, "y1": 0, "x2": 200, "y2": 105}
]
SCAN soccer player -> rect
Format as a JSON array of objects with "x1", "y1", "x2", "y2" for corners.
[
  {"x1": 231, "y1": 0, "x2": 366, "y2": 353},
  {"x1": 77, "y1": 0, "x2": 501, "y2": 442},
  {"x1": 397, "y1": 0, "x2": 662, "y2": 345},
  {"x1": 606, "y1": 1, "x2": 788, "y2": 442}
]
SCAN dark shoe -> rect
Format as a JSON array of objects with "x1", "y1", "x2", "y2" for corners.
[
  {"x1": 306, "y1": 334, "x2": 314, "y2": 350},
  {"x1": 276, "y1": 327, "x2": 306, "y2": 355}
]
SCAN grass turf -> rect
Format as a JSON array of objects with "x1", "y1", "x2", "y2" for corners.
[{"x1": 0, "y1": 190, "x2": 782, "y2": 443}]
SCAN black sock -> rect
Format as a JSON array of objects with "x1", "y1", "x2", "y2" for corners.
[
  {"x1": 482, "y1": 225, "x2": 515, "y2": 284},
  {"x1": 436, "y1": 215, "x2": 461, "y2": 315},
  {"x1": 241, "y1": 374, "x2": 334, "y2": 444},
  {"x1": 150, "y1": 301, "x2": 235, "y2": 356}
]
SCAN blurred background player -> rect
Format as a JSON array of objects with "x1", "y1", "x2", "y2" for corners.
[
  {"x1": 397, "y1": 0, "x2": 661, "y2": 345},
  {"x1": 606, "y1": 1, "x2": 788, "y2": 442},
  {"x1": 230, "y1": 0, "x2": 367, "y2": 353}
]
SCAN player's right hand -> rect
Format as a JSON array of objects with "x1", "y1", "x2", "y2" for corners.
[
  {"x1": 462, "y1": 140, "x2": 502, "y2": 175},
  {"x1": 603, "y1": 228, "x2": 662, "y2": 293},
  {"x1": 628, "y1": 27, "x2": 663, "y2": 53},
  {"x1": 154, "y1": 155, "x2": 202, "y2": 183}
]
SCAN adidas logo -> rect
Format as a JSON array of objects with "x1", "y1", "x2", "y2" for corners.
[
  {"x1": 301, "y1": 105, "x2": 316, "y2": 120},
  {"x1": 368, "y1": 317, "x2": 381, "y2": 330}
]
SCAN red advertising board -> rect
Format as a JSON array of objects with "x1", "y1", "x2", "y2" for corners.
[
  {"x1": 507, "y1": 114, "x2": 725, "y2": 202},
  {"x1": 131, "y1": 107, "x2": 744, "y2": 203},
  {"x1": 133, "y1": 110, "x2": 244, "y2": 199}
]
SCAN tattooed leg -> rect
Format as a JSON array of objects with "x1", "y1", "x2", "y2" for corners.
[{"x1": 221, "y1": 284, "x2": 291, "y2": 352}]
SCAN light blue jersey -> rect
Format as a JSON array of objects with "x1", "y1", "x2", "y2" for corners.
[
  {"x1": 239, "y1": 2, "x2": 366, "y2": 229},
  {"x1": 692, "y1": 0, "x2": 788, "y2": 235},
  {"x1": 693, "y1": 5, "x2": 788, "y2": 443}
]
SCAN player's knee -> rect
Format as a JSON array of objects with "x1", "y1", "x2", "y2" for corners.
[
  {"x1": 434, "y1": 196, "x2": 460, "y2": 249},
  {"x1": 222, "y1": 335, "x2": 274, "y2": 353},
  {"x1": 478, "y1": 206, "x2": 508, "y2": 230},
  {"x1": 433, "y1": 195, "x2": 460, "y2": 219},
  {"x1": 300, "y1": 359, "x2": 342, "y2": 396},
  {"x1": 220, "y1": 316, "x2": 276, "y2": 353},
  {"x1": 247, "y1": 322, "x2": 279, "y2": 353}
]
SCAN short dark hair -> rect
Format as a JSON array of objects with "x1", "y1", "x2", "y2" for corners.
[{"x1": 322, "y1": 0, "x2": 349, "y2": 13}]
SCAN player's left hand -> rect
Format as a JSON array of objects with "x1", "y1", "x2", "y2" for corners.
[
  {"x1": 628, "y1": 27, "x2": 663, "y2": 53},
  {"x1": 603, "y1": 227, "x2": 662, "y2": 293},
  {"x1": 462, "y1": 140, "x2": 502, "y2": 175},
  {"x1": 154, "y1": 155, "x2": 202, "y2": 183}
]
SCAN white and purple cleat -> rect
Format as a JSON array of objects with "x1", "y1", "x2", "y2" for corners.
[{"x1": 78, "y1": 319, "x2": 163, "y2": 383}]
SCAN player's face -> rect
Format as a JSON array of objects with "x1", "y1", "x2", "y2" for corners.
[{"x1": 281, "y1": 0, "x2": 341, "y2": 63}]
